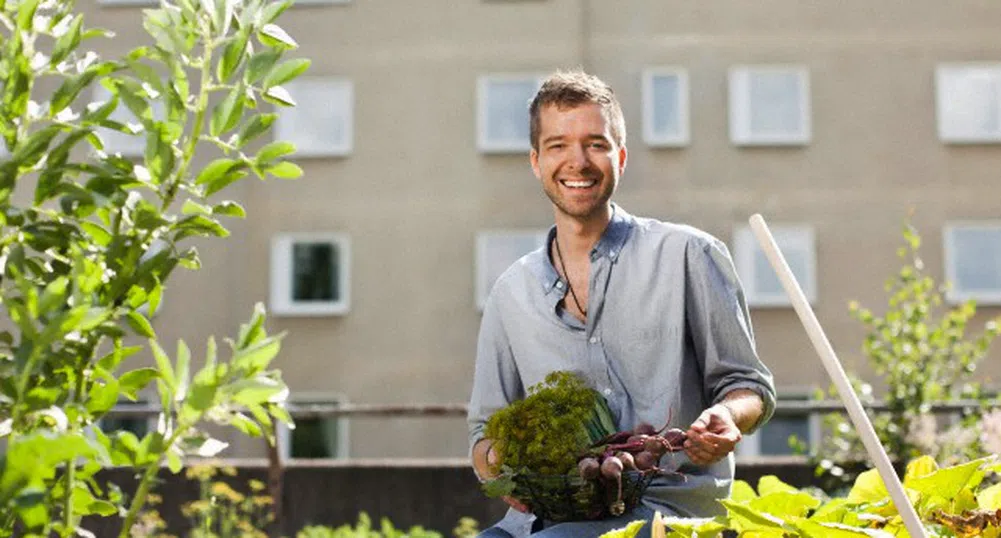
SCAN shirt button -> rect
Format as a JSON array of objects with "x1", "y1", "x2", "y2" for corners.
[
  {"x1": 589, "y1": 336, "x2": 599, "y2": 344},
  {"x1": 603, "y1": 388, "x2": 612, "y2": 396},
  {"x1": 556, "y1": 281, "x2": 564, "y2": 288}
]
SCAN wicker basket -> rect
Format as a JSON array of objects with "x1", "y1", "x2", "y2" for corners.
[{"x1": 510, "y1": 470, "x2": 653, "y2": 523}]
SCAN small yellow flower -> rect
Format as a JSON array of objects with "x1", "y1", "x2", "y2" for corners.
[
  {"x1": 248, "y1": 479, "x2": 266, "y2": 492},
  {"x1": 210, "y1": 481, "x2": 245, "y2": 503}
]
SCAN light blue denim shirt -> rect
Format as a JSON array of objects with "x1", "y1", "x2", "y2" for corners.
[{"x1": 467, "y1": 205, "x2": 776, "y2": 521}]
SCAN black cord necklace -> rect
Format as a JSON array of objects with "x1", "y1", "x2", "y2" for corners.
[{"x1": 553, "y1": 236, "x2": 587, "y2": 318}]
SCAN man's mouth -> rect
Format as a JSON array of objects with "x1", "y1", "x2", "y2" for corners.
[{"x1": 560, "y1": 179, "x2": 597, "y2": 189}]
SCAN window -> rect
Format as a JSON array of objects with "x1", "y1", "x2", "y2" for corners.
[
  {"x1": 97, "y1": 399, "x2": 155, "y2": 440},
  {"x1": 935, "y1": 64, "x2": 1001, "y2": 143},
  {"x1": 275, "y1": 78, "x2": 353, "y2": 157},
  {"x1": 93, "y1": 87, "x2": 165, "y2": 158},
  {"x1": 642, "y1": 68, "x2": 690, "y2": 147},
  {"x1": 270, "y1": 232, "x2": 351, "y2": 316},
  {"x1": 944, "y1": 222, "x2": 1001, "y2": 305},
  {"x1": 277, "y1": 395, "x2": 349, "y2": 460},
  {"x1": 737, "y1": 394, "x2": 819, "y2": 458},
  {"x1": 729, "y1": 66, "x2": 811, "y2": 146},
  {"x1": 476, "y1": 230, "x2": 548, "y2": 310},
  {"x1": 477, "y1": 74, "x2": 544, "y2": 153},
  {"x1": 733, "y1": 225, "x2": 817, "y2": 307}
]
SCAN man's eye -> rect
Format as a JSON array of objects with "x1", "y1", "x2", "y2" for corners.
[{"x1": 548, "y1": 144, "x2": 564, "y2": 150}]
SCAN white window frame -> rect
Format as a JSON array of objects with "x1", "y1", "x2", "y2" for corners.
[
  {"x1": 275, "y1": 77, "x2": 354, "y2": 158},
  {"x1": 93, "y1": 87, "x2": 165, "y2": 158},
  {"x1": 736, "y1": 392, "x2": 820, "y2": 459},
  {"x1": 935, "y1": 64, "x2": 1001, "y2": 144},
  {"x1": 476, "y1": 74, "x2": 544, "y2": 153},
  {"x1": 733, "y1": 224, "x2": 817, "y2": 307},
  {"x1": 270, "y1": 232, "x2": 351, "y2": 316},
  {"x1": 277, "y1": 393, "x2": 350, "y2": 461},
  {"x1": 475, "y1": 229, "x2": 548, "y2": 310},
  {"x1": 943, "y1": 221, "x2": 1001, "y2": 305},
  {"x1": 641, "y1": 67, "x2": 690, "y2": 147},
  {"x1": 728, "y1": 65, "x2": 811, "y2": 146}
]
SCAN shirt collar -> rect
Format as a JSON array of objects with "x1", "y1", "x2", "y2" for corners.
[{"x1": 534, "y1": 203, "x2": 635, "y2": 296}]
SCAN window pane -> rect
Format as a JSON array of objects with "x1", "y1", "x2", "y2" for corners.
[
  {"x1": 954, "y1": 228, "x2": 1001, "y2": 292},
  {"x1": 486, "y1": 81, "x2": 534, "y2": 143},
  {"x1": 285, "y1": 81, "x2": 350, "y2": 154},
  {"x1": 944, "y1": 71, "x2": 1001, "y2": 136},
  {"x1": 292, "y1": 242, "x2": 339, "y2": 302},
  {"x1": 291, "y1": 417, "x2": 339, "y2": 458},
  {"x1": 749, "y1": 72, "x2": 802, "y2": 135},
  {"x1": 759, "y1": 416, "x2": 810, "y2": 455},
  {"x1": 754, "y1": 247, "x2": 807, "y2": 296},
  {"x1": 651, "y1": 75, "x2": 680, "y2": 136}
]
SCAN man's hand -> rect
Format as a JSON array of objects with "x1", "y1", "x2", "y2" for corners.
[
  {"x1": 683, "y1": 404, "x2": 742, "y2": 466},
  {"x1": 473, "y1": 439, "x2": 530, "y2": 513}
]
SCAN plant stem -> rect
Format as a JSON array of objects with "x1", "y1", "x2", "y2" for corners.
[
  {"x1": 62, "y1": 461, "x2": 74, "y2": 537},
  {"x1": 117, "y1": 459, "x2": 160, "y2": 538}
]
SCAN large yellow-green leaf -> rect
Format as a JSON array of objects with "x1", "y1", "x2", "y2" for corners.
[
  {"x1": 906, "y1": 457, "x2": 992, "y2": 501},
  {"x1": 758, "y1": 475, "x2": 800, "y2": 496},
  {"x1": 750, "y1": 491, "x2": 822, "y2": 519},
  {"x1": 978, "y1": 482, "x2": 1001, "y2": 510},
  {"x1": 848, "y1": 469, "x2": 890, "y2": 504},
  {"x1": 720, "y1": 500, "x2": 789, "y2": 534},
  {"x1": 903, "y1": 456, "x2": 938, "y2": 485},
  {"x1": 792, "y1": 518, "x2": 893, "y2": 537},
  {"x1": 597, "y1": 520, "x2": 646, "y2": 538},
  {"x1": 731, "y1": 479, "x2": 758, "y2": 502}
]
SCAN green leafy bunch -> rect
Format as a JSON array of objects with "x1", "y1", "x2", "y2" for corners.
[
  {"x1": 610, "y1": 455, "x2": 1001, "y2": 537},
  {"x1": 484, "y1": 371, "x2": 611, "y2": 476}
]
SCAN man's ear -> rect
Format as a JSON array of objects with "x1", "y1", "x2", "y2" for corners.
[
  {"x1": 618, "y1": 145, "x2": 627, "y2": 175},
  {"x1": 530, "y1": 148, "x2": 542, "y2": 180}
]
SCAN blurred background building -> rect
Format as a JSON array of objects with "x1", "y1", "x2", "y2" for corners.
[{"x1": 83, "y1": 0, "x2": 1001, "y2": 462}]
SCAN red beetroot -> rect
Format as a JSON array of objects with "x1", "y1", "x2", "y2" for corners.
[{"x1": 578, "y1": 457, "x2": 600, "y2": 480}]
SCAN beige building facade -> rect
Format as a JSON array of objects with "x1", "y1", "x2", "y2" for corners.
[{"x1": 82, "y1": 0, "x2": 1001, "y2": 459}]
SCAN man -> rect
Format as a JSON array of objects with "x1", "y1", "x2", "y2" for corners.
[{"x1": 467, "y1": 69, "x2": 776, "y2": 538}]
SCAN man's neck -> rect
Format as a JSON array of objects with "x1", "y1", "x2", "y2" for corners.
[{"x1": 553, "y1": 204, "x2": 613, "y2": 258}]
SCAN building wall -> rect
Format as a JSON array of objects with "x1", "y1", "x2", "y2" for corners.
[{"x1": 80, "y1": 1, "x2": 1001, "y2": 459}]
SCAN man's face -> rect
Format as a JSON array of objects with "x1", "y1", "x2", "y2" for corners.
[{"x1": 530, "y1": 103, "x2": 626, "y2": 222}]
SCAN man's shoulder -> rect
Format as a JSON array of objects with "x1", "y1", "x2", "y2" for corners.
[
  {"x1": 629, "y1": 215, "x2": 720, "y2": 251},
  {"x1": 489, "y1": 247, "x2": 546, "y2": 297}
]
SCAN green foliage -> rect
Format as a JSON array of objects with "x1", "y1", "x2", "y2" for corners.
[
  {"x1": 610, "y1": 455, "x2": 1001, "y2": 537},
  {"x1": 483, "y1": 371, "x2": 616, "y2": 477},
  {"x1": 811, "y1": 217, "x2": 1001, "y2": 486},
  {"x1": 295, "y1": 513, "x2": 446, "y2": 538},
  {"x1": 0, "y1": 0, "x2": 309, "y2": 536}
]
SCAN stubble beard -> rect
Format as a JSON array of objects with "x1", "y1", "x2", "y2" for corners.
[{"x1": 543, "y1": 174, "x2": 617, "y2": 222}]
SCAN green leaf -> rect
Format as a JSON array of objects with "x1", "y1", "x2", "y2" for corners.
[
  {"x1": 978, "y1": 481, "x2": 1001, "y2": 510},
  {"x1": 195, "y1": 158, "x2": 240, "y2": 185},
  {"x1": 235, "y1": 113, "x2": 277, "y2": 148},
  {"x1": 227, "y1": 412, "x2": 262, "y2": 437},
  {"x1": 245, "y1": 49, "x2": 281, "y2": 85},
  {"x1": 210, "y1": 85, "x2": 245, "y2": 137},
  {"x1": 166, "y1": 449, "x2": 183, "y2": 473},
  {"x1": 481, "y1": 476, "x2": 515, "y2": 498},
  {"x1": 119, "y1": 368, "x2": 159, "y2": 400},
  {"x1": 228, "y1": 377, "x2": 285, "y2": 407},
  {"x1": 906, "y1": 456, "x2": 992, "y2": 502},
  {"x1": 263, "y1": 58, "x2": 310, "y2": 90},
  {"x1": 255, "y1": 140, "x2": 295, "y2": 165},
  {"x1": 51, "y1": 15, "x2": 84, "y2": 67},
  {"x1": 232, "y1": 336, "x2": 282, "y2": 374},
  {"x1": 218, "y1": 27, "x2": 250, "y2": 83},
  {"x1": 176, "y1": 339, "x2": 191, "y2": 401},
  {"x1": 260, "y1": 0, "x2": 293, "y2": 24},
  {"x1": 266, "y1": 161, "x2": 302, "y2": 179},
  {"x1": 86, "y1": 378, "x2": 120, "y2": 416},
  {"x1": 204, "y1": 169, "x2": 249, "y2": 197},
  {"x1": 263, "y1": 85, "x2": 295, "y2": 107},
  {"x1": 150, "y1": 340, "x2": 177, "y2": 394},
  {"x1": 80, "y1": 221, "x2": 112, "y2": 246},
  {"x1": 719, "y1": 500, "x2": 790, "y2": 534},
  {"x1": 125, "y1": 311, "x2": 156, "y2": 338},
  {"x1": 212, "y1": 201, "x2": 246, "y2": 218},
  {"x1": 258, "y1": 24, "x2": 298, "y2": 49},
  {"x1": 182, "y1": 199, "x2": 212, "y2": 216},
  {"x1": 174, "y1": 215, "x2": 231, "y2": 240},
  {"x1": 730, "y1": 480, "x2": 758, "y2": 502}
]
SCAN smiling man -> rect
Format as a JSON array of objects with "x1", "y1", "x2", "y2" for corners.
[{"x1": 467, "y1": 70, "x2": 777, "y2": 538}]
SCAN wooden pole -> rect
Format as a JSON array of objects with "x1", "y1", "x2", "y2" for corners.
[{"x1": 748, "y1": 214, "x2": 928, "y2": 538}]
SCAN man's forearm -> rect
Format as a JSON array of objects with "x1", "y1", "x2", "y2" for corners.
[
  {"x1": 471, "y1": 438, "x2": 496, "y2": 481},
  {"x1": 718, "y1": 388, "x2": 765, "y2": 433}
]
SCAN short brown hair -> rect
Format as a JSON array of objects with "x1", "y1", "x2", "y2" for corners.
[{"x1": 529, "y1": 69, "x2": 626, "y2": 151}]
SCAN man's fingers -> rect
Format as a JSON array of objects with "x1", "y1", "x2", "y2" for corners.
[{"x1": 502, "y1": 496, "x2": 530, "y2": 513}]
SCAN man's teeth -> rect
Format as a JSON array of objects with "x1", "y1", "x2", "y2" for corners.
[{"x1": 562, "y1": 180, "x2": 596, "y2": 188}]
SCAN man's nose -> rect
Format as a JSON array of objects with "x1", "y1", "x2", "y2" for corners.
[{"x1": 567, "y1": 144, "x2": 589, "y2": 170}]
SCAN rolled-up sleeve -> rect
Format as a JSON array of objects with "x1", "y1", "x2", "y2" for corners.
[
  {"x1": 684, "y1": 236, "x2": 776, "y2": 433},
  {"x1": 467, "y1": 292, "x2": 524, "y2": 453}
]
